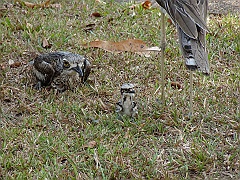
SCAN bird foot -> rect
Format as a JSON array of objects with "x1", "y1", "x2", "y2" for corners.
[
  {"x1": 187, "y1": 112, "x2": 193, "y2": 120},
  {"x1": 34, "y1": 81, "x2": 42, "y2": 91}
]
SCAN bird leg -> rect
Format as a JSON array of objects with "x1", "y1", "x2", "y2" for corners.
[
  {"x1": 161, "y1": 12, "x2": 166, "y2": 105},
  {"x1": 34, "y1": 81, "x2": 42, "y2": 91},
  {"x1": 189, "y1": 70, "x2": 193, "y2": 118}
]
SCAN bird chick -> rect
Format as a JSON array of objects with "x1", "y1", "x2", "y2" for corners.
[
  {"x1": 30, "y1": 51, "x2": 91, "y2": 92},
  {"x1": 116, "y1": 83, "x2": 138, "y2": 118}
]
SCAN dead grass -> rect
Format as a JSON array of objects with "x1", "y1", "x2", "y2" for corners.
[{"x1": 0, "y1": 0, "x2": 239, "y2": 179}]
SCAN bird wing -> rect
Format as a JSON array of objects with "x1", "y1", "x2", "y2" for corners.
[
  {"x1": 131, "y1": 101, "x2": 138, "y2": 117},
  {"x1": 33, "y1": 55, "x2": 56, "y2": 86},
  {"x1": 156, "y1": 0, "x2": 209, "y2": 74},
  {"x1": 156, "y1": 0, "x2": 208, "y2": 38},
  {"x1": 116, "y1": 101, "x2": 123, "y2": 113}
]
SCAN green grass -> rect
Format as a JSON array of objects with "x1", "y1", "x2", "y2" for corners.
[{"x1": 0, "y1": 0, "x2": 239, "y2": 179}]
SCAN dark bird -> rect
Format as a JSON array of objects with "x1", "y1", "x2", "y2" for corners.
[
  {"x1": 30, "y1": 51, "x2": 91, "y2": 92},
  {"x1": 155, "y1": 0, "x2": 209, "y2": 116},
  {"x1": 116, "y1": 83, "x2": 138, "y2": 118}
]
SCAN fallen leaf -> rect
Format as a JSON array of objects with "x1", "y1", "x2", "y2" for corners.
[
  {"x1": 10, "y1": 62, "x2": 21, "y2": 68},
  {"x1": 39, "y1": 0, "x2": 51, "y2": 7},
  {"x1": 142, "y1": 1, "x2": 151, "y2": 9},
  {"x1": 82, "y1": 39, "x2": 160, "y2": 57},
  {"x1": 91, "y1": 12, "x2": 102, "y2": 17},
  {"x1": 8, "y1": 59, "x2": 21, "y2": 68},
  {"x1": 171, "y1": 81, "x2": 182, "y2": 89},
  {"x1": 16, "y1": 0, "x2": 59, "y2": 9},
  {"x1": 167, "y1": 18, "x2": 173, "y2": 25},
  {"x1": 42, "y1": 37, "x2": 52, "y2": 49},
  {"x1": 82, "y1": 141, "x2": 97, "y2": 149},
  {"x1": 0, "y1": 63, "x2": 6, "y2": 70},
  {"x1": 23, "y1": 1, "x2": 35, "y2": 8}
]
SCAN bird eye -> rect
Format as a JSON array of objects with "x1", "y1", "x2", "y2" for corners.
[{"x1": 63, "y1": 60, "x2": 70, "y2": 68}]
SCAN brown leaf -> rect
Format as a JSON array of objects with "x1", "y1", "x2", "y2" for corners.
[
  {"x1": 9, "y1": 59, "x2": 22, "y2": 68},
  {"x1": 42, "y1": 37, "x2": 52, "y2": 49},
  {"x1": 82, "y1": 39, "x2": 160, "y2": 57},
  {"x1": 91, "y1": 12, "x2": 102, "y2": 17},
  {"x1": 10, "y1": 62, "x2": 21, "y2": 68},
  {"x1": 82, "y1": 141, "x2": 97, "y2": 149},
  {"x1": 171, "y1": 81, "x2": 182, "y2": 89},
  {"x1": 39, "y1": 0, "x2": 51, "y2": 7},
  {"x1": 18, "y1": 0, "x2": 57, "y2": 9},
  {"x1": 142, "y1": 1, "x2": 151, "y2": 9},
  {"x1": 23, "y1": 1, "x2": 35, "y2": 8},
  {"x1": 167, "y1": 18, "x2": 173, "y2": 25},
  {"x1": 0, "y1": 63, "x2": 6, "y2": 70}
]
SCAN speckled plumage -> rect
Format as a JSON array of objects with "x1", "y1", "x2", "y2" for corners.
[
  {"x1": 116, "y1": 83, "x2": 138, "y2": 118},
  {"x1": 30, "y1": 51, "x2": 91, "y2": 91}
]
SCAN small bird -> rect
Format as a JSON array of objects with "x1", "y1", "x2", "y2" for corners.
[
  {"x1": 30, "y1": 51, "x2": 91, "y2": 92},
  {"x1": 116, "y1": 83, "x2": 138, "y2": 118}
]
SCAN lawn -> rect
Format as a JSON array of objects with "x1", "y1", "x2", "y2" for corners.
[{"x1": 0, "y1": 0, "x2": 239, "y2": 179}]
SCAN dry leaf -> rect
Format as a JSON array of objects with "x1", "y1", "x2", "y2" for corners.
[
  {"x1": 39, "y1": 0, "x2": 51, "y2": 7},
  {"x1": 142, "y1": 1, "x2": 151, "y2": 9},
  {"x1": 42, "y1": 37, "x2": 52, "y2": 49},
  {"x1": 0, "y1": 63, "x2": 6, "y2": 70},
  {"x1": 8, "y1": 59, "x2": 21, "y2": 68},
  {"x1": 171, "y1": 81, "x2": 182, "y2": 89},
  {"x1": 82, "y1": 141, "x2": 97, "y2": 149},
  {"x1": 23, "y1": 1, "x2": 35, "y2": 8},
  {"x1": 17, "y1": 0, "x2": 59, "y2": 9},
  {"x1": 10, "y1": 62, "x2": 21, "y2": 68},
  {"x1": 82, "y1": 39, "x2": 160, "y2": 57},
  {"x1": 91, "y1": 12, "x2": 102, "y2": 17},
  {"x1": 167, "y1": 18, "x2": 173, "y2": 25}
]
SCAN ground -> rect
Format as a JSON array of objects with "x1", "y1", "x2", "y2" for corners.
[{"x1": 0, "y1": 0, "x2": 239, "y2": 179}]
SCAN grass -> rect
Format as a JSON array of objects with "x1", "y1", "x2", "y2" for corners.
[{"x1": 0, "y1": 0, "x2": 239, "y2": 179}]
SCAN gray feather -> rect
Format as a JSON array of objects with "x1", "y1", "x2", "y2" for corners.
[{"x1": 156, "y1": 0, "x2": 209, "y2": 74}]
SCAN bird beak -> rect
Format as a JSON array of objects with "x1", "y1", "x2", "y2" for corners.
[
  {"x1": 71, "y1": 65, "x2": 83, "y2": 76},
  {"x1": 130, "y1": 90, "x2": 135, "y2": 93},
  {"x1": 121, "y1": 89, "x2": 135, "y2": 94}
]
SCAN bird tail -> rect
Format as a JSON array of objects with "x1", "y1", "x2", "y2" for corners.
[{"x1": 178, "y1": 27, "x2": 210, "y2": 75}]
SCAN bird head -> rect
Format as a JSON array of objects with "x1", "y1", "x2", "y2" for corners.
[
  {"x1": 62, "y1": 59, "x2": 84, "y2": 76},
  {"x1": 120, "y1": 83, "x2": 135, "y2": 96}
]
